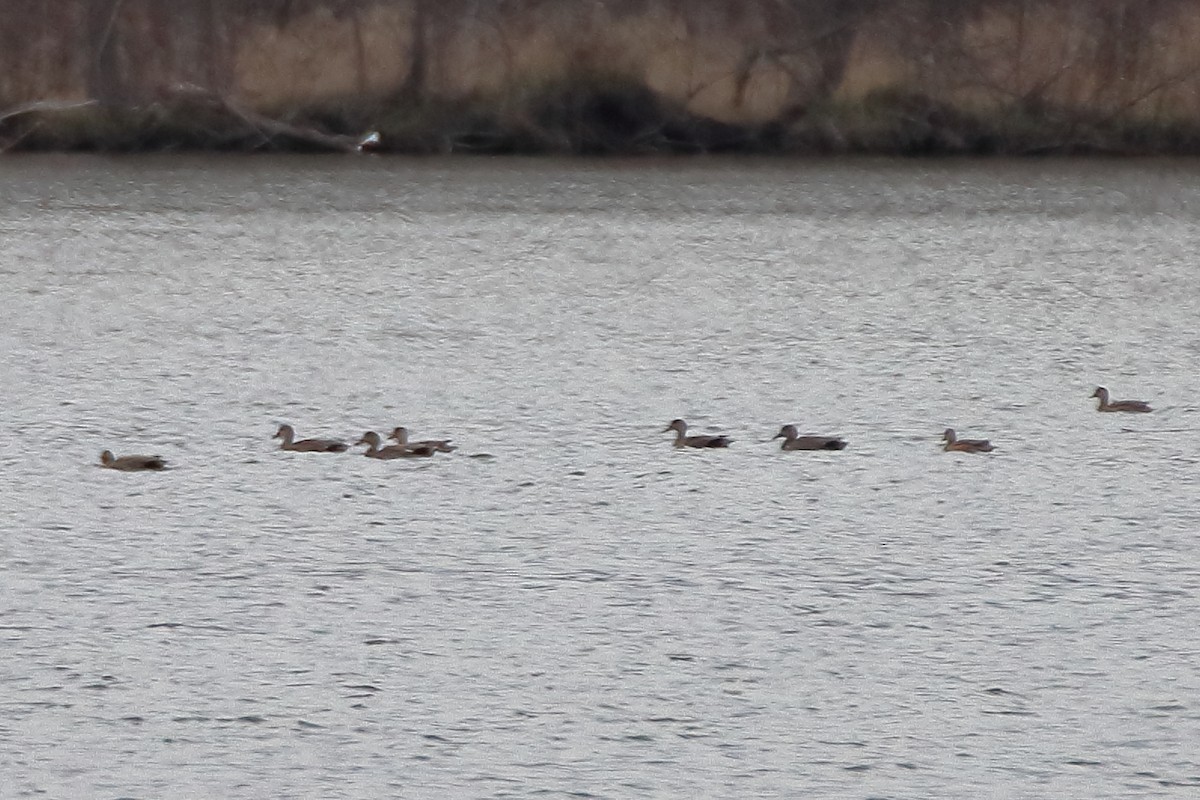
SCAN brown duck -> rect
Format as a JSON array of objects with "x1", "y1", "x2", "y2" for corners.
[
  {"x1": 773, "y1": 424, "x2": 846, "y2": 451},
  {"x1": 273, "y1": 424, "x2": 348, "y2": 453},
  {"x1": 99, "y1": 450, "x2": 167, "y2": 471},
  {"x1": 663, "y1": 419, "x2": 732, "y2": 448},
  {"x1": 357, "y1": 431, "x2": 436, "y2": 458},
  {"x1": 1091, "y1": 386, "x2": 1151, "y2": 413},
  {"x1": 388, "y1": 426, "x2": 456, "y2": 453},
  {"x1": 942, "y1": 428, "x2": 994, "y2": 453}
]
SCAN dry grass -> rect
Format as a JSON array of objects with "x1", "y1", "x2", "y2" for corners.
[
  {"x1": 4, "y1": 0, "x2": 1200, "y2": 153},
  {"x1": 232, "y1": 3, "x2": 414, "y2": 111}
]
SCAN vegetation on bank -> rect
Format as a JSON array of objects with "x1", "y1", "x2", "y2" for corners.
[
  {"x1": 8, "y1": 82, "x2": 1200, "y2": 156},
  {"x1": 3, "y1": 0, "x2": 1200, "y2": 156}
]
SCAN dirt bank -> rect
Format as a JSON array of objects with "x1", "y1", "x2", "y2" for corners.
[{"x1": 3, "y1": 0, "x2": 1199, "y2": 153}]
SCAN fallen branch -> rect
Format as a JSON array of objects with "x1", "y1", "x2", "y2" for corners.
[
  {"x1": 159, "y1": 84, "x2": 366, "y2": 152},
  {"x1": 0, "y1": 99, "x2": 100, "y2": 125},
  {"x1": 0, "y1": 88, "x2": 370, "y2": 153}
]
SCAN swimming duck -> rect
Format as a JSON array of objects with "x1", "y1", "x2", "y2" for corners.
[
  {"x1": 387, "y1": 426, "x2": 456, "y2": 452},
  {"x1": 1091, "y1": 386, "x2": 1151, "y2": 413},
  {"x1": 273, "y1": 424, "x2": 348, "y2": 453},
  {"x1": 942, "y1": 428, "x2": 994, "y2": 453},
  {"x1": 773, "y1": 424, "x2": 846, "y2": 451},
  {"x1": 357, "y1": 431, "x2": 436, "y2": 458},
  {"x1": 663, "y1": 419, "x2": 732, "y2": 448},
  {"x1": 99, "y1": 450, "x2": 167, "y2": 471}
]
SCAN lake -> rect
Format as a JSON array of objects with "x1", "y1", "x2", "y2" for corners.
[{"x1": 1, "y1": 155, "x2": 1198, "y2": 798}]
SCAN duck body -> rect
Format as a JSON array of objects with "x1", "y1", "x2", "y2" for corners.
[
  {"x1": 942, "y1": 428, "x2": 994, "y2": 453},
  {"x1": 663, "y1": 419, "x2": 732, "y2": 448},
  {"x1": 1091, "y1": 386, "x2": 1151, "y2": 413},
  {"x1": 774, "y1": 424, "x2": 846, "y2": 451},
  {"x1": 388, "y1": 426, "x2": 456, "y2": 453},
  {"x1": 274, "y1": 424, "x2": 348, "y2": 452},
  {"x1": 100, "y1": 450, "x2": 167, "y2": 471},
  {"x1": 357, "y1": 431, "x2": 436, "y2": 459}
]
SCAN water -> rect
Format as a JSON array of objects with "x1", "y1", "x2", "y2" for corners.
[{"x1": 1, "y1": 155, "x2": 1198, "y2": 798}]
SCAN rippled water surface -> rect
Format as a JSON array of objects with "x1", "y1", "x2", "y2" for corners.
[{"x1": 2, "y1": 155, "x2": 1199, "y2": 798}]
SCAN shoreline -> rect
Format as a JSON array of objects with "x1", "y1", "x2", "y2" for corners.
[
  {"x1": 7, "y1": 91, "x2": 1200, "y2": 157},
  {"x1": 3, "y1": 1, "x2": 1200, "y2": 156}
]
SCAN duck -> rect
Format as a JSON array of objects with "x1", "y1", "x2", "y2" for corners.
[
  {"x1": 99, "y1": 450, "x2": 167, "y2": 471},
  {"x1": 942, "y1": 428, "x2": 994, "y2": 453},
  {"x1": 387, "y1": 426, "x2": 456, "y2": 453},
  {"x1": 773, "y1": 424, "x2": 846, "y2": 451},
  {"x1": 1091, "y1": 386, "x2": 1151, "y2": 413},
  {"x1": 357, "y1": 431, "x2": 436, "y2": 458},
  {"x1": 273, "y1": 424, "x2": 348, "y2": 453},
  {"x1": 663, "y1": 419, "x2": 732, "y2": 448}
]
